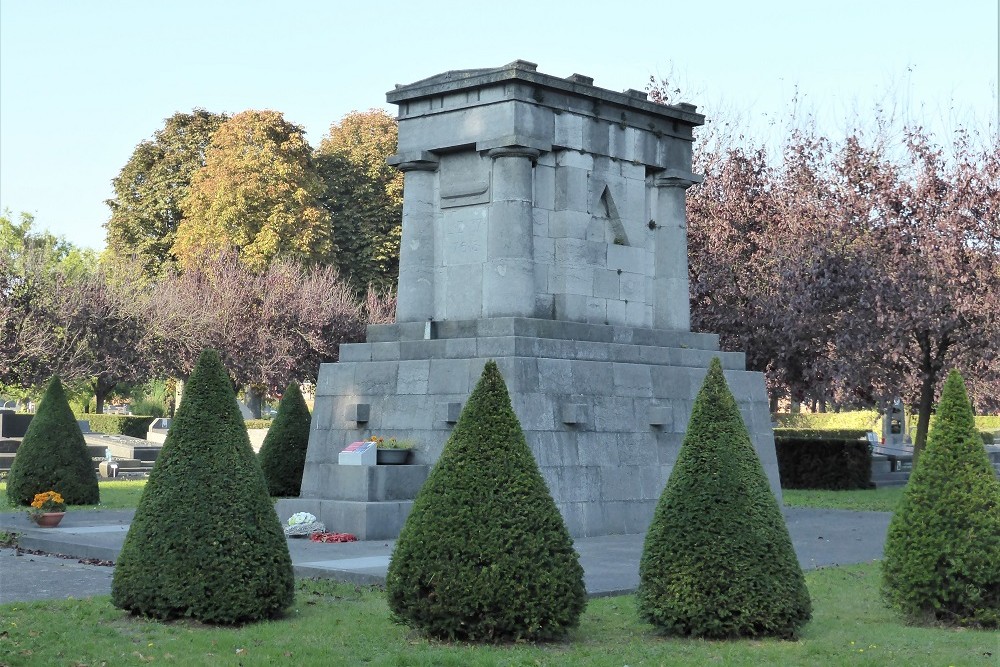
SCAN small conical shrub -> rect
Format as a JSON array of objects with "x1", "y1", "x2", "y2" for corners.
[
  {"x1": 111, "y1": 350, "x2": 293, "y2": 624},
  {"x1": 882, "y1": 369, "x2": 1000, "y2": 628},
  {"x1": 638, "y1": 358, "x2": 811, "y2": 639},
  {"x1": 6, "y1": 376, "x2": 99, "y2": 506},
  {"x1": 258, "y1": 382, "x2": 311, "y2": 497},
  {"x1": 386, "y1": 360, "x2": 586, "y2": 642}
]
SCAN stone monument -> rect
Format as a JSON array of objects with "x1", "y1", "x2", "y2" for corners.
[{"x1": 276, "y1": 61, "x2": 780, "y2": 539}]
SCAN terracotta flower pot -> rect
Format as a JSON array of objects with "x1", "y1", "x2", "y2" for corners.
[{"x1": 32, "y1": 512, "x2": 66, "y2": 528}]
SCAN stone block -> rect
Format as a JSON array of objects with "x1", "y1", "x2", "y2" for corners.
[
  {"x1": 346, "y1": 403, "x2": 370, "y2": 424},
  {"x1": 356, "y1": 362, "x2": 399, "y2": 395},
  {"x1": 647, "y1": 404, "x2": 672, "y2": 428},
  {"x1": 339, "y1": 343, "x2": 372, "y2": 363},
  {"x1": 586, "y1": 297, "x2": 607, "y2": 324},
  {"x1": 482, "y1": 258, "x2": 535, "y2": 317},
  {"x1": 371, "y1": 342, "x2": 400, "y2": 361},
  {"x1": 554, "y1": 293, "x2": 588, "y2": 321},
  {"x1": 613, "y1": 363, "x2": 653, "y2": 397},
  {"x1": 607, "y1": 243, "x2": 647, "y2": 272},
  {"x1": 534, "y1": 235, "x2": 555, "y2": 264},
  {"x1": 593, "y1": 269, "x2": 620, "y2": 299},
  {"x1": 535, "y1": 164, "x2": 555, "y2": 209},
  {"x1": 437, "y1": 401, "x2": 463, "y2": 423},
  {"x1": 593, "y1": 396, "x2": 637, "y2": 432},
  {"x1": 554, "y1": 166, "x2": 590, "y2": 212},
  {"x1": 396, "y1": 360, "x2": 430, "y2": 394},
  {"x1": 548, "y1": 209, "x2": 590, "y2": 239},
  {"x1": 554, "y1": 114, "x2": 586, "y2": 150},
  {"x1": 560, "y1": 402, "x2": 589, "y2": 426},
  {"x1": 441, "y1": 264, "x2": 483, "y2": 320},
  {"x1": 428, "y1": 358, "x2": 472, "y2": 395},
  {"x1": 316, "y1": 363, "x2": 355, "y2": 396}
]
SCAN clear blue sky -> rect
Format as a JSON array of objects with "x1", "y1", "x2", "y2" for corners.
[{"x1": 2, "y1": 0, "x2": 997, "y2": 251}]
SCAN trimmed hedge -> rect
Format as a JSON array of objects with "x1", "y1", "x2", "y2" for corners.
[
  {"x1": 111, "y1": 350, "x2": 294, "y2": 624},
  {"x1": 78, "y1": 414, "x2": 156, "y2": 438},
  {"x1": 882, "y1": 370, "x2": 1000, "y2": 628},
  {"x1": 257, "y1": 383, "x2": 310, "y2": 497},
  {"x1": 774, "y1": 437, "x2": 873, "y2": 490},
  {"x1": 774, "y1": 410, "x2": 879, "y2": 430},
  {"x1": 386, "y1": 360, "x2": 586, "y2": 642},
  {"x1": 638, "y1": 358, "x2": 811, "y2": 639},
  {"x1": 6, "y1": 376, "x2": 100, "y2": 506}
]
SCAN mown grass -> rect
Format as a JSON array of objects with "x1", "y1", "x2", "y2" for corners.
[
  {"x1": 782, "y1": 487, "x2": 905, "y2": 512},
  {"x1": 0, "y1": 480, "x2": 146, "y2": 512},
  {"x1": 0, "y1": 563, "x2": 995, "y2": 666}
]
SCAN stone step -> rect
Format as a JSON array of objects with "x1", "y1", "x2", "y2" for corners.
[
  {"x1": 340, "y1": 335, "x2": 745, "y2": 369},
  {"x1": 275, "y1": 498, "x2": 414, "y2": 541}
]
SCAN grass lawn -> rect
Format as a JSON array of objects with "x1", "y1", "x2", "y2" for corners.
[
  {"x1": 782, "y1": 487, "x2": 905, "y2": 512},
  {"x1": 0, "y1": 563, "x2": 994, "y2": 666},
  {"x1": 0, "y1": 480, "x2": 146, "y2": 512}
]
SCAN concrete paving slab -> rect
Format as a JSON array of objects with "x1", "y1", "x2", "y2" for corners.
[{"x1": 0, "y1": 507, "x2": 891, "y2": 604}]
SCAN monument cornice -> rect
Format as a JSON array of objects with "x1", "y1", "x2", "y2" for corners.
[{"x1": 387, "y1": 59, "x2": 705, "y2": 129}]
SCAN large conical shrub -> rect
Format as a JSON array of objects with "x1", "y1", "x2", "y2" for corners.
[
  {"x1": 257, "y1": 382, "x2": 311, "y2": 497},
  {"x1": 6, "y1": 376, "x2": 99, "y2": 506},
  {"x1": 882, "y1": 369, "x2": 1000, "y2": 628},
  {"x1": 386, "y1": 360, "x2": 586, "y2": 642},
  {"x1": 111, "y1": 349, "x2": 293, "y2": 624},
  {"x1": 638, "y1": 358, "x2": 811, "y2": 639}
]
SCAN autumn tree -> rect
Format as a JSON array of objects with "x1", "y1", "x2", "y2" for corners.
[
  {"x1": 173, "y1": 110, "x2": 332, "y2": 272},
  {"x1": 0, "y1": 212, "x2": 98, "y2": 390},
  {"x1": 105, "y1": 110, "x2": 228, "y2": 279},
  {"x1": 315, "y1": 109, "x2": 403, "y2": 292},
  {"x1": 148, "y1": 254, "x2": 365, "y2": 416}
]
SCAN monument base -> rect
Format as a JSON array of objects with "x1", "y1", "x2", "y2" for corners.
[{"x1": 279, "y1": 318, "x2": 779, "y2": 539}]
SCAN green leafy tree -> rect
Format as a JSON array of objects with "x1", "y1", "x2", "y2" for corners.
[
  {"x1": 386, "y1": 360, "x2": 586, "y2": 642},
  {"x1": 638, "y1": 358, "x2": 811, "y2": 639},
  {"x1": 257, "y1": 382, "x2": 311, "y2": 497},
  {"x1": 881, "y1": 369, "x2": 1000, "y2": 627},
  {"x1": 316, "y1": 109, "x2": 402, "y2": 292},
  {"x1": 111, "y1": 349, "x2": 293, "y2": 624},
  {"x1": 6, "y1": 376, "x2": 100, "y2": 506},
  {"x1": 174, "y1": 110, "x2": 332, "y2": 272},
  {"x1": 104, "y1": 110, "x2": 228, "y2": 280}
]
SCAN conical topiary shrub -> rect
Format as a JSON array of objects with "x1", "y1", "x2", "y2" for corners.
[
  {"x1": 882, "y1": 369, "x2": 1000, "y2": 628},
  {"x1": 638, "y1": 357, "x2": 811, "y2": 639},
  {"x1": 111, "y1": 349, "x2": 294, "y2": 624},
  {"x1": 386, "y1": 360, "x2": 586, "y2": 642},
  {"x1": 6, "y1": 376, "x2": 99, "y2": 506},
  {"x1": 257, "y1": 382, "x2": 311, "y2": 497}
]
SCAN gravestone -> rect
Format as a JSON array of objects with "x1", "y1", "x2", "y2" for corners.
[{"x1": 277, "y1": 61, "x2": 781, "y2": 539}]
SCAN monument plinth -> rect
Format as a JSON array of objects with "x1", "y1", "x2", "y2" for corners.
[{"x1": 277, "y1": 61, "x2": 780, "y2": 539}]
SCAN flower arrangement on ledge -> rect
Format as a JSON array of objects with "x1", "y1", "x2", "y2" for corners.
[
  {"x1": 367, "y1": 436, "x2": 416, "y2": 450},
  {"x1": 284, "y1": 511, "x2": 325, "y2": 537},
  {"x1": 28, "y1": 490, "x2": 66, "y2": 518}
]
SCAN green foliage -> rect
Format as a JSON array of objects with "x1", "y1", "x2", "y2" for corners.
[
  {"x1": 638, "y1": 358, "x2": 811, "y2": 639},
  {"x1": 111, "y1": 349, "x2": 293, "y2": 624},
  {"x1": 773, "y1": 410, "x2": 879, "y2": 430},
  {"x1": 5, "y1": 376, "x2": 100, "y2": 506},
  {"x1": 78, "y1": 414, "x2": 156, "y2": 438},
  {"x1": 245, "y1": 419, "x2": 272, "y2": 430},
  {"x1": 174, "y1": 110, "x2": 332, "y2": 272},
  {"x1": 315, "y1": 110, "x2": 402, "y2": 293},
  {"x1": 386, "y1": 360, "x2": 586, "y2": 642},
  {"x1": 257, "y1": 383, "x2": 310, "y2": 497},
  {"x1": 105, "y1": 110, "x2": 228, "y2": 280},
  {"x1": 774, "y1": 437, "x2": 872, "y2": 489},
  {"x1": 881, "y1": 370, "x2": 1000, "y2": 628}
]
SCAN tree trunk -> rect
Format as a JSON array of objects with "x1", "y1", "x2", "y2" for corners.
[
  {"x1": 913, "y1": 331, "x2": 949, "y2": 468},
  {"x1": 245, "y1": 385, "x2": 263, "y2": 419},
  {"x1": 93, "y1": 377, "x2": 116, "y2": 415}
]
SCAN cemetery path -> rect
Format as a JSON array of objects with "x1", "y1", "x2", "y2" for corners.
[{"x1": 0, "y1": 508, "x2": 891, "y2": 604}]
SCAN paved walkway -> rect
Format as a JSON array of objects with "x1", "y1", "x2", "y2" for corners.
[{"x1": 0, "y1": 508, "x2": 892, "y2": 604}]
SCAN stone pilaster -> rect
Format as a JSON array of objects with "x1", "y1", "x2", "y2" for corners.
[
  {"x1": 483, "y1": 146, "x2": 540, "y2": 318},
  {"x1": 394, "y1": 159, "x2": 438, "y2": 323},
  {"x1": 652, "y1": 171, "x2": 702, "y2": 331}
]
